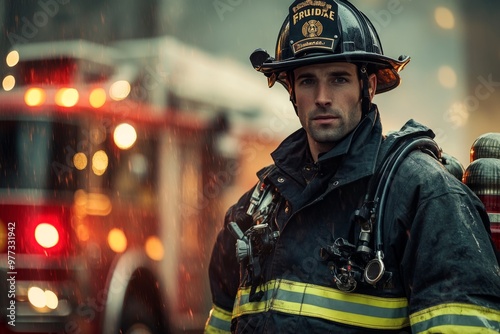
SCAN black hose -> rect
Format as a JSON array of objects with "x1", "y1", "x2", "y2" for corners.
[{"x1": 373, "y1": 137, "x2": 440, "y2": 252}]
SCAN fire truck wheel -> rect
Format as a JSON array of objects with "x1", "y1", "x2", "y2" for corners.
[{"x1": 120, "y1": 293, "x2": 166, "y2": 334}]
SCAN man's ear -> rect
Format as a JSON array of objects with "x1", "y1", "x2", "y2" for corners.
[{"x1": 368, "y1": 73, "x2": 377, "y2": 100}]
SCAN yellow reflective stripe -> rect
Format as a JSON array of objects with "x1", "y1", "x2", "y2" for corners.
[
  {"x1": 413, "y1": 325, "x2": 499, "y2": 334},
  {"x1": 233, "y1": 279, "x2": 410, "y2": 330},
  {"x1": 410, "y1": 303, "x2": 500, "y2": 333},
  {"x1": 278, "y1": 279, "x2": 408, "y2": 308},
  {"x1": 204, "y1": 305, "x2": 232, "y2": 333},
  {"x1": 212, "y1": 305, "x2": 233, "y2": 321}
]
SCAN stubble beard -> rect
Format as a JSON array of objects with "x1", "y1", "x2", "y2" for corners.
[{"x1": 306, "y1": 108, "x2": 347, "y2": 145}]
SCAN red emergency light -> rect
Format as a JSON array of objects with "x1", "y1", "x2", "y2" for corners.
[
  {"x1": 0, "y1": 205, "x2": 71, "y2": 256},
  {"x1": 15, "y1": 56, "x2": 113, "y2": 86},
  {"x1": 19, "y1": 58, "x2": 77, "y2": 85}
]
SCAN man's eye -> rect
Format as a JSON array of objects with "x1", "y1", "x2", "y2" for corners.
[
  {"x1": 298, "y1": 78, "x2": 314, "y2": 85},
  {"x1": 334, "y1": 77, "x2": 348, "y2": 84}
]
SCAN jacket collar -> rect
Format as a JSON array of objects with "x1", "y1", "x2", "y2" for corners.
[{"x1": 268, "y1": 105, "x2": 383, "y2": 185}]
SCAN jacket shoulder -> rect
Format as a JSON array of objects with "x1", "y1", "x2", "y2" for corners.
[{"x1": 256, "y1": 163, "x2": 277, "y2": 181}]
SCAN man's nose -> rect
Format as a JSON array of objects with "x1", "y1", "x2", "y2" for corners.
[{"x1": 315, "y1": 83, "x2": 332, "y2": 107}]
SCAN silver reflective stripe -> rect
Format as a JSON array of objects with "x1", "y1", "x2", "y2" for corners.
[{"x1": 488, "y1": 212, "x2": 500, "y2": 223}]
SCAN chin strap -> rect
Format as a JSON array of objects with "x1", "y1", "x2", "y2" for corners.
[
  {"x1": 359, "y1": 64, "x2": 372, "y2": 117},
  {"x1": 286, "y1": 71, "x2": 298, "y2": 114}
]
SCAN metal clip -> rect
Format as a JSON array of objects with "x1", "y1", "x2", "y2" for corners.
[{"x1": 364, "y1": 250, "x2": 385, "y2": 285}]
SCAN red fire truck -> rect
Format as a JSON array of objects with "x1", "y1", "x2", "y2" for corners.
[{"x1": 0, "y1": 39, "x2": 294, "y2": 333}]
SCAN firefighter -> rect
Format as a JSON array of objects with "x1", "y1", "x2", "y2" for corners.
[{"x1": 205, "y1": 0, "x2": 500, "y2": 332}]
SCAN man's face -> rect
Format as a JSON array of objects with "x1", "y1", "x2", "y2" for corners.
[{"x1": 293, "y1": 62, "x2": 371, "y2": 159}]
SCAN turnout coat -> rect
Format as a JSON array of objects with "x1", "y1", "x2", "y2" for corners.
[{"x1": 205, "y1": 107, "x2": 500, "y2": 333}]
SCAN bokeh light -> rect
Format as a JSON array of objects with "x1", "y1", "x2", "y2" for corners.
[
  {"x1": 145, "y1": 236, "x2": 165, "y2": 261},
  {"x1": 28, "y1": 287, "x2": 46, "y2": 308},
  {"x1": 34, "y1": 223, "x2": 59, "y2": 249},
  {"x1": 73, "y1": 152, "x2": 88, "y2": 170},
  {"x1": 92, "y1": 150, "x2": 109, "y2": 176},
  {"x1": 24, "y1": 88, "x2": 46, "y2": 107},
  {"x1": 438, "y1": 66, "x2": 457, "y2": 89},
  {"x1": 2, "y1": 75, "x2": 15, "y2": 91},
  {"x1": 55, "y1": 88, "x2": 79, "y2": 107},
  {"x1": 89, "y1": 88, "x2": 107, "y2": 108},
  {"x1": 114, "y1": 123, "x2": 137, "y2": 150},
  {"x1": 109, "y1": 80, "x2": 131, "y2": 101},
  {"x1": 6, "y1": 50, "x2": 19, "y2": 67},
  {"x1": 108, "y1": 228, "x2": 127, "y2": 253},
  {"x1": 435, "y1": 6, "x2": 455, "y2": 30}
]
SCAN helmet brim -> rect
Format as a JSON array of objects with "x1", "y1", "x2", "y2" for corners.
[{"x1": 256, "y1": 52, "x2": 410, "y2": 94}]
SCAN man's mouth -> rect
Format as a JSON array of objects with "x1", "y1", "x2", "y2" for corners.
[
  {"x1": 312, "y1": 114, "x2": 339, "y2": 124},
  {"x1": 314, "y1": 115, "x2": 337, "y2": 120}
]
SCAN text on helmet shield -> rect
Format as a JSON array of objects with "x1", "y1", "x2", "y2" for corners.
[
  {"x1": 289, "y1": 0, "x2": 341, "y2": 55},
  {"x1": 292, "y1": 8, "x2": 335, "y2": 25}
]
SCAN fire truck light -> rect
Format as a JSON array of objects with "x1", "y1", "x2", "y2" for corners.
[
  {"x1": 2, "y1": 75, "x2": 15, "y2": 91},
  {"x1": 6, "y1": 50, "x2": 19, "y2": 67},
  {"x1": 55, "y1": 88, "x2": 79, "y2": 107},
  {"x1": 89, "y1": 87, "x2": 107, "y2": 108},
  {"x1": 108, "y1": 228, "x2": 127, "y2": 253},
  {"x1": 114, "y1": 123, "x2": 137, "y2": 150},
  {"x1": 145, "y1": 236, "x2": 164, "y2": 261},
  {"x1": 28, "y1": 287, "x2": 46, "y2": 308},
  {"x1": 109, "y1": 80, "x2": 131, "y2": 101},
  {"x1": 27, "y1": 287, "x2": 59, "y2": 310},
  {"x1": 35, "y1": 223, "x2": 60, "y2": 249},
  {"x1": 92, "y1": 150, "x2": 109, "y2": 176},
  {"x1": 24, "y1": 87, "x2": 46, "y2": 107},
  {"x1": 45, "y1": 290, "x2": 59, "y2": 309}
]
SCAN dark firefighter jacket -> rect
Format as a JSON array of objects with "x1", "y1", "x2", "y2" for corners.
[{"x1": 205, "y1": 107, "x2": 500, "y2": 333}]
